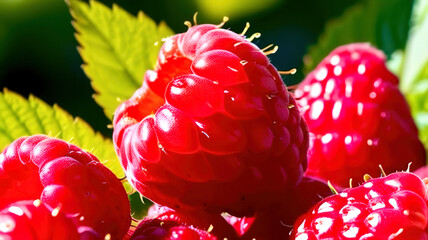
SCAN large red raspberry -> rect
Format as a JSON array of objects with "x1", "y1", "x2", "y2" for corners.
[
  {"x1": 0, "y1": 135, "x2": 131, "y2": 239},
  {"x1": 295, "y1": 43, "x2": 426, "y2": 187},
  {"x1": 113, "y1": 23, "x2": 309, "y2": 216},
  {"x1": 291, "y1": 172, "x2": 428, "y2": 239},
  {"x1": 0, "y1": 200, "x2": 80, "y2": 240}
]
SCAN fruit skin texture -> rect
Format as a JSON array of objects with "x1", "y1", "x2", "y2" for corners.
[
  {"x1": 224, "y1": 176, "x2": 333, "y2": 240},
  {"x1": 129, "y1": 219, "x2": 216, "y2": 240},
  {"x1": 0, "y1": 135, "x2": 131, "y2": 240},
  {"x1": 0, "y1": 200, "x2": 80, "y2": 240},
  {"x1": 128, "y1": 204, "x2": 239, "y2": 240},
  {"x1": 295, "y1": 43, "x2": 426, "y2": 187},
  {"x1": 292, "y1": 172, "x2": 428, "y2": 239},
  {"x1": 113, "y1": 23, "x2": 309, "y2": 216}
]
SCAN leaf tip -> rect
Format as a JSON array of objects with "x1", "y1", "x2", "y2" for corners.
[
  {"x1": 137, "y1": 11, "x2": 144, "y2": 20},
  {"x1": 71, "y1": 20, "x2": 78, "y2": 30},
  {"x1": 76, "y1": 45, "x2": 83, "y2": 54},
  {"x1": 80, "y1": 64, "x2": 90, "y2": 76}
]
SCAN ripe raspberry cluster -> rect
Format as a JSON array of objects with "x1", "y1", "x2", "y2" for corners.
[
  {"x1": 0, "y1": 200, "x2": 80, "y2": 239},
  {"x1": 0, "y1": 135, "x2": 131, "y2": 239},
  {"x1": 113, "y1": 21, "x2": 309, "y2": 217},
  {"x1": 1, "y1": 20, "x2": 427, "y2": 240},
  {"x1": 292, "y1": 172, "x2": 428, "y2": 239},
  {"x1": 295, "y1": 43, "x2": 426, "y2": 187}
]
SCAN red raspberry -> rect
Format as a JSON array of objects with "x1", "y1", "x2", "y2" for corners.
[
  {"x1": 0, "y1": 200, "x2": 80, "y2": 240},
  {"x1": 224, "y1": 176, "x2": 333, "y2": 239},
  {"x1": 223, "y1": 214, "x2": 255, "y2": 237},
  {"x1": 413, "y1": 166, "x2": 428, "y2": 205},
  {"x1": 291, "y1": 172, "x2": 428, "y2": 239},
  {"x1": 0, "y1": 135, "x2": 131, "y2": 239},
  {"x1": 145, "y1": 204, "x2": 239, "y2": 239},
  {"x1": 129, "y1": 204, "x2": 239, "y2": 240},
  {"x1": 113, "y1": 23, "x2": 309, "y2": 216},
  {"x1": 295, "y1": 43, "x2": 426, "y2": 187},
  {"x1": 129, "y1": 218, "x2": 216, "y2": 240}
]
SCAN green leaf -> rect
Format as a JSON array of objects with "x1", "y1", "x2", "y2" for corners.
[
  {"x1": 128, "y1": 192, "x2": 153, "y2": 220},
  {"x1": 399, "y1": 0, "x2": 428, "y2": 93},
  {"x1": 389, "y1": 0, "x2": 428, "y2": 161},
  {"x1": 67, "y1": 0, "x2": 174, "y2": 118},
  {"x1": 406, "y1": 82, "x2": 428, "y2": 162},
  {"x1": 0, "y1": 89, "x2": 125, "y2": 179},
  {"x1": 304, "y1": 0, "x2": 413, "y2": 73}
]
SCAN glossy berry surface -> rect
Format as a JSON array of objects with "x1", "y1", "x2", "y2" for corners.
[
  {"x1": 113, "y1": 23, "x2": 309, "y2": 216},
  {"x1": 0, "y1": 135, "x2": 131, "y2": 239},
  {"x1": 129, "y1": 218, "x2": 216, "y2": 240},
  {"x1": 292, "y1": 172, "x2": 428, "y2": 239},
  {"x1": 0, "y1": 200, "x2": 80, "y2": 240},
  {"x1": 295, "y1": 43, "x2": 426, "y2": 187},
  {"x1": 145, "y1": 204, "x2": 239, "y2": 239}
]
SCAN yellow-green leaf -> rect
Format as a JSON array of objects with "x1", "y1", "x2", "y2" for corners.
[
  {"x1": 400, "y1": 0, "x2": 428, "y2": 93},
  {"x1": 393, "y1": 0, "x2": 428, "y2": 161},
  {"x1": 0, "y1": 89, "x2": 124, "y2": 179},
  {"x1": 67, "y1": 0, "x2": 173, "y2": 118}
]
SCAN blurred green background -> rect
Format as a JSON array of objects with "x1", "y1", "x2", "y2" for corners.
[{"x1": 0, "y1": 0, "x2": 400, "y2": 136}]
